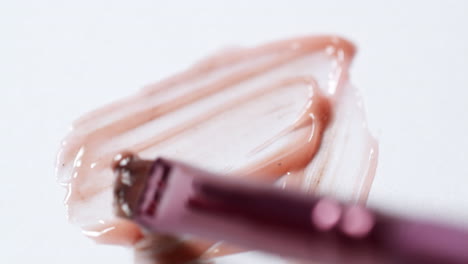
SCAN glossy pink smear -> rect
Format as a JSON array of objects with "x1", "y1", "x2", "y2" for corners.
[{"x1": 56, "y1": 35, "x2": 378, "y2": 263}]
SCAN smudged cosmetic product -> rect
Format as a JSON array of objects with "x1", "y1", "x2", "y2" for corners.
[
  {"x1": 113, "y1": 155, "x2": 468, "y2": 264},
  {"x1": 57, "y1": 36, "x2": 378, "y2": 263}
]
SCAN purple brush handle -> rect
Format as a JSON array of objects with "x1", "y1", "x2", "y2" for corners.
[{"x1": 128, "y1": 158, "x2": 468, "y2": 264}]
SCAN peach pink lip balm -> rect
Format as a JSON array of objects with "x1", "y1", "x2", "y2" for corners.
[
  {"x1": 113, "y1": 154, "x2": 468, "y2": 264},
  {"x1": 56, "y1": 35, "x2": 379, "y2": 263}
]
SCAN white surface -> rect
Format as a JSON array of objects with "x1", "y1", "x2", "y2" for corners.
[{"x1": 1, "y1": 0, "x2": 468, "y2": 263}]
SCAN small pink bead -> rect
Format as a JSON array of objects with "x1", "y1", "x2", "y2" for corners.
[
  {"x1": 340, "y1": 205, "x2": 375, "y2": 238},
  {"x1": 311, "y1": 198, "x2": 342, "y2": 231}
]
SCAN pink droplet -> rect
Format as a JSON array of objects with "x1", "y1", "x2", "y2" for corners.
[
  {"x1": 341, "y1": 205, "x2": 375, "y2": 238},
  {"x1": 311, "y1": 198, "x2": 342, "y2": 231}
]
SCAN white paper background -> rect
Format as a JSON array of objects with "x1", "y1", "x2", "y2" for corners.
[{"x1": 1, "y1": 0, "x2": 468, "y2": 263}]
